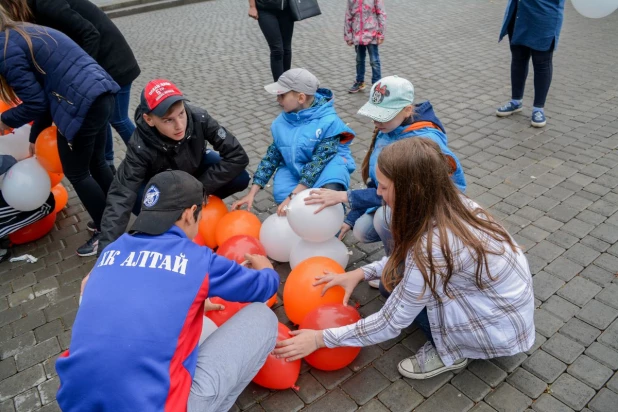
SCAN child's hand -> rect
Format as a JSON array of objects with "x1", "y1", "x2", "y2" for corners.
[
  {"x1": 346, "y1": 40, "x2": 353, "y2": 46},
  {"x1": 244, "y1": 253, "x2": 273, "y2": 270},
  {"x1": 277, "y1": 198, "x2": 291, "y2": 216},
  {"x1": 305, "y1": 189, "x2": 348, "y2": 213},
  {"x1": 274, "y1": 329, "x2": 325, "y2": 362},
  {"x1": 377, "y1": 38, "x2": 384, "y2": 45},
  {"x1": 248, "y1": 6, "x2": 259, "y2": 20},
  {"x1": 232, "y1": 193, "x2": 255, "y2": 211},
  {"x1": 204, "y1": 298, "x2": 225, "y2": 313},
  {"x1": 338, "y1": 223, "x2": 352, "y2": 240}
]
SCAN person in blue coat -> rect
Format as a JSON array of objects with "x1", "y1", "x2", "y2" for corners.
[
  {"x1": 233, "y1": 68, "x2": 356, "y2": 215},
  {"x1": 57, "y1": 170, "x2": 279, "y2": 411},
  {"x1": 0, "y1": 13, "x2": 119, "y2": 256},
  {"x1": 496, "y1": 0, "x2": 566, "y2": 128}
]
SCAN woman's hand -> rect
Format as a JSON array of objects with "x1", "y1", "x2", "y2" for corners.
[
  {"x1": 248, "y1": 6, "x2": 259, "y2": 20},
  {"x1": 304, "y1": 189, "x2": 348, "y2": 213},
  {"x1": 338, "y1": 223, "x2": 352, "y2": 240},
  {"x1": 314, "y1": 269, "x2": 364, "y2": 306},
  {"x1": 274, "y1": 329, "x2": 325, "y2": 362}
]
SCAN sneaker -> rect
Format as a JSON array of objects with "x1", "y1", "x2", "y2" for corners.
[
  {"x1": 368, "y1": 279, "x2": 380, "y2": 289},
  {"x1": 77, "y1": 231, "x2": 101, "y2": 257},
  {"x1": 398, "y1": 341, "x2": 468, "y2": 380},
  {"x1": 531, "y1": 110, "x2": 546, "y2": 128},
  {"x1": 86, "y1": 221, "x2": 96, "y2": 232},
  {"x1": 348, "y1": 81, "x2": 366, "y2": 94},
  {"x1": 496, "y1": 101, "x2": 523, "y2": 117},
  {"x1": 0, "y1": 248, "x2": 10, "y2": 264}
]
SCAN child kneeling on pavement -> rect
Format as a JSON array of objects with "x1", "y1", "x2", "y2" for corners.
[
  {"x1": 233, "y1": 68, "x2": 356, "y2": 215},
  {"x1": 275, "y1": 138, "x2": 534, "y2": 381},
  {"x1": 93, "y1": 79, "x2": 251, "y2": 256},
  {"x1": 56, "y1": 170, "x2": 279, "y2": 411}
]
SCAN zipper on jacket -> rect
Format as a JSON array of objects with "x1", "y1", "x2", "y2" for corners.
[{"x1": 51, "y1": 92, "x2": 74, "y2": 105}]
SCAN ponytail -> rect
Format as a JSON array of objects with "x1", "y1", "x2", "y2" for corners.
[{"x1": 360, "y1": 127, "x2": 380, "y2": 183}]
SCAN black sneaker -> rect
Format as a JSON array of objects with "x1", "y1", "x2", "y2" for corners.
[
  {"x1": 348, "y1": 81, "x2": 366, "y2": 93},
  {"x1": 77, "y1": 231, "x2": 101, "y2": 257},
  {"x1": 86, "y1": 221, "x2": 96, "y2": 232}
]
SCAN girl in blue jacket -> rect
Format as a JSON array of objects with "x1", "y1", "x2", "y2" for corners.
[
  {"x1": 0, "y1": 13, "x2": 119, "y2": 256},
  {"x1": 496, "y1": 0, "x2": 566, "y2": 127},
  {"x1": 306, "y1": 76, "x2": 466, "y2": 287}
]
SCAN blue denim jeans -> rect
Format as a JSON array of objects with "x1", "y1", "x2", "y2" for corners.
[
  {"x1": 105, "y1": 83, "x2": 136, "y2": 163},
  {"x1": 355, "y1": 44, "x2": 381, "y2": 84},
  {"x1": 352, "y1": 206, "x2": 393, "y2": 255},
  {"x1": 379, "y1": 283, "x2": 435, "y2": 347}
]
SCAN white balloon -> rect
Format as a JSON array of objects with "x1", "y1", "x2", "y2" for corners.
[
  {"x1": 285, "y1": 189, "x2": 344, "y2": 242},
  {"x1": 2, "y1": 157, "x2": 51, "y2": 211},
  {"x1": 289, "y1": 237, "x2": 350, "y2": 269},
  {"x1": 0, "y1": 125, "x2": 32, "y2": 161},
  {"x1": 259, "y1": 213, "x2": 301, "y2": 262},
  {"x1": 198, "y1": 316, "x2": 218, "y2": 346},
  {"x1": 571, "y1": 0, "x2": 618, "y2": 18}
]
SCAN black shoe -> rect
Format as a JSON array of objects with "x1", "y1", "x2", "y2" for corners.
[
  {"x1": 86, "y1": 221, "x2": 96, "y2": 232},
  {"x1": 77, "y1": 231, "x2": 101, "y2": 257}
]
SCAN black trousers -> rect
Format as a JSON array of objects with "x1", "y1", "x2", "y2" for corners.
[
  {"x1": 257, "y1": 8, "x2": 295, "y2": 81},
  {"x1": 510, "y1": 43, "x2": 554, "y2": 108},
  {"x1": 56, "y1": 94, "x2": 115, "y2": 231}
]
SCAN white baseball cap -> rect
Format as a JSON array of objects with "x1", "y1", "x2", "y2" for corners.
[{"x1": 357, "y1": 76, "x2": 415, "y2": 122}]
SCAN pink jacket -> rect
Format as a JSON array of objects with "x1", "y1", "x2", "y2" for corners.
[{"x1": 344, "y1": 0, "x2": 387, "y2": 46}]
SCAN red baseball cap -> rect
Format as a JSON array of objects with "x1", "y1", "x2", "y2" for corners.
[{"x1": 140, "y1": 79, "x2": 187, "y2": 117}]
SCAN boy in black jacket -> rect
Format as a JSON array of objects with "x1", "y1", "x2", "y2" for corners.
[{"x1": 88, "y1": 79, "x2": 250, "y2": 256}]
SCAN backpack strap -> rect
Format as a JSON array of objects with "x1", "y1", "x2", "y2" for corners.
[{"x1": 402, "y1": 122, "x2": 457, "y2": 175}]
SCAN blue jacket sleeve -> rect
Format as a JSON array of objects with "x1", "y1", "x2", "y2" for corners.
[
  {"x1": 348, "y1": 188, "x2": 383, "y2": 211},
  {"x1": 0, "y1": 49, "x2": 49, "y2": 133},
  {"x1": 207, "y1": 254, "x2": 280, "y2": 303}
]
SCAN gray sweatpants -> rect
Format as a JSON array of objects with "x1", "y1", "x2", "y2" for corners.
[{"x1": 187, "y1": 303, "x2": 278, "y2": 412}]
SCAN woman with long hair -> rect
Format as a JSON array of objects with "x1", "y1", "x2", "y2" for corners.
[
  {"x1": 274, "y1": 138, "x2": 534, "y2": 380},
  {"x1": 0, "y1": 11, "x2": 119, "y2": 255}
]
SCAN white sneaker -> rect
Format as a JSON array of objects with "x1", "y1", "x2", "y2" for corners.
[
  {"x1": 368, "y1": 279, "x2": 380, "y2": 289},
  {"x1": 398, "y1": 341, "x2": 468, "y2": 380}
]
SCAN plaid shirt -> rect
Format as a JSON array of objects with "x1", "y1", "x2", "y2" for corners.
[{"x1": 323, "y1": 208, "x2": 535, "y2": 366}]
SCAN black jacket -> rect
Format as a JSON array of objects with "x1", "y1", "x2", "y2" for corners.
[
  {"x1": 27, "y1": 0, "x2": 140, "y2": 86},
  {"x1": 99, "y1": 104, "x2": 249, "y2": 250}
]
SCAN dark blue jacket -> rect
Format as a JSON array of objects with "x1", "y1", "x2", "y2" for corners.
[
  {"x1": 0, "y1": 24, "x2": 119, "y2": 142},
  {"x1": 499, "y1": 0, "x2": 566, "y2": 51}
]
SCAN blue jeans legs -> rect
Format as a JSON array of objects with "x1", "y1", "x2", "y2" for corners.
[
  {"x1": 105, "y1": 83, "x2": 136, "y2": 163},
  {"x1": 355, "y1": 44, "x2": 381, "y2": 84}
]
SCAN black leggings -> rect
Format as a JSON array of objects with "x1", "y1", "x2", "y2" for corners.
[
  {"x1": 510, "y1": 43, "x2": 554, "y2": 108},
  {"x1": 257, "y1": 8, "x2": 295, "y2": 81},
  {"x1": 56, "y1": 94, "x2": 115, "y2": 231}
]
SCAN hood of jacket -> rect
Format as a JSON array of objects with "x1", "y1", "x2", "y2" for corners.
[{"x1": 412, "y1": 101, "x2": 446, "y2": 133}]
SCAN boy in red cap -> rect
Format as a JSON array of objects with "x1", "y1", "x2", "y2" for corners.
[{"x1": 90, "y1": 79, "x2": 250, "y2": 256}]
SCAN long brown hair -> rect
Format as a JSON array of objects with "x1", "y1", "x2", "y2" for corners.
[
  {"x1": 0, "y1": 0, "x2": 33, "y2": 23},
  {"x1": 360, "y1": 106, "x2": 415, "y2": 183},
  {"x1": 0, "y1": 7, "x2": 44, "y2": 105},
  {"x1": 378, "y1": 138, "x2": 517, "y2": 299}
]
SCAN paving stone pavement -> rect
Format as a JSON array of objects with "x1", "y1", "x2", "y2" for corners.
[{"x1": 1, "y1": 0, "x2": 618, "y2": 411}]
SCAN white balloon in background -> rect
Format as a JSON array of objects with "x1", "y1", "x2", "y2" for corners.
[
  {"x1": 285, "y1": 189, "x2": 345, "y2": 242},
  {"x1": 0, "y1": 125, "x2": 32, "y2": 161},
  {"x1": 259, "y1": 213, "x2": 301, "y2": 262},
  {"x1": 571, "y1": 0, "x2": 618, "y2": 18},
  {"x1": 289, "y1": 237, "x2": 350, "y2": 270},
  {"x1": 2, "y1": 157, "x2": 51, "y2": 211},
  {"x1": 198, "y1": 316, "x2": 218, "y2": 346}
]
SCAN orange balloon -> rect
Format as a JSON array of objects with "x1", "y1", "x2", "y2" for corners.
[
  {"x1": 205, "y1": 297, "x2": 249, "y2": 327},
  {"x1": 35, "y1": 126, "x2": 63, "y2": 173},
  {"x1": 252, "y1": 323, "x2": 301, "y2": 389},
  {"x1": 266, "y1": 293, "x2": 277, "y2": 308},
  {"x1": 215, "y1": 210, "x2": 261, "y2": 247},
  {"x1": 9, "y1": 211, "x2": 56, "y2": 244},
  {"x1": 198, "y1": 196, "x2": 228, "y2": 249},
  {"x1": 283, "y1": 257, "x2": 346, "y2": 325},
  {"x1": 301, "y1": 304, "x2": 361, "y2": 371},
  {"x1": 51, "y1": 184, "x2": 68, "y2": 213},
  {"x1": 48, "y1": 171, "x2": 64, "y2": 187},
  {"x1": 0, "y1": 100, "x2": 14, "y2": 135}
]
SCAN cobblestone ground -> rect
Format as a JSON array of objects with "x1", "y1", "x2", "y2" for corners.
[{"x1": 2, "y1": 1, "x2": 618, "y2": 411}]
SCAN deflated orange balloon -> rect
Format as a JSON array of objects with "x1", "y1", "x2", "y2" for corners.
[
  {"x1": 35, "y1": 126, "x2": 62, "y2": 173},
  {"x1": 198, "y1": 196, "x2": 228, "y2": 249},
  {"x1": 214, "y1": 210, "x2": 261, "y2": 247},
  {"x1": 51, "y1": 184, "x2": 68, "y2": 213},
  {"x1": 283, "y1": 257, "x2": 346, "y2": 325}
]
